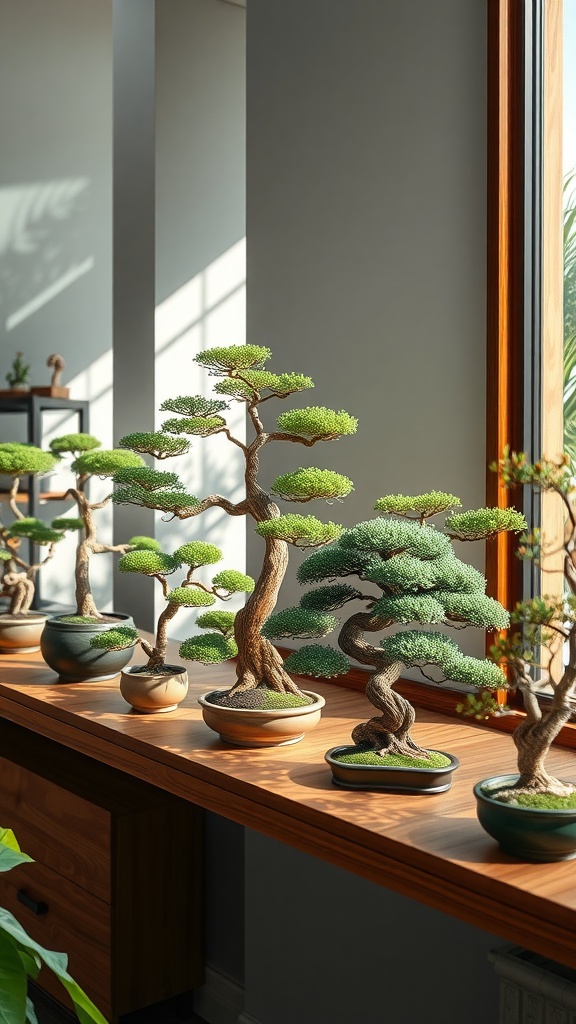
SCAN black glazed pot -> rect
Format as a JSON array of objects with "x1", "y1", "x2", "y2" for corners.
[
  {"x1": 325, "y1": 746, "x2": 460, "y2": 793},
  {"x1": 40, "y1": 613, "x2": 135, "y2": 682},
  {"x1": 474, "y1": 774, "x2": 576, "y2": 862}
]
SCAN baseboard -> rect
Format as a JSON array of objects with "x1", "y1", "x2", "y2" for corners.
[{"x1": 193, "y1": 965, "x2": 246, "y2": 1024}]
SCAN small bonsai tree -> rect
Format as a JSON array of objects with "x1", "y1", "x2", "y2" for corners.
[
  {"x1": 6, "y1": 351, "x2": 30, "y2": 389},
  {"x1": 90, "y1": 539, "x2": 255, "y2": 673},
  {"x1": 464, "y1": 449, "x2": 576, "y2": 803},
  {"x1": 110, "y1": 344, "x2": 357, "y2": 706},
  {"x1": 48, "y1": 433, "x2": 150, "y2": 620},
  {"x1": 0, "y1": 442, "x2": 82, "y2": 615},
  {"x1": 264, "y1": 492, "x2": 525, "y2": 764}
]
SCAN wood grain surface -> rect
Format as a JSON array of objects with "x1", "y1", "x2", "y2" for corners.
[{"x1": 2, "y1": 648, "x2": 576, "y2": 969}]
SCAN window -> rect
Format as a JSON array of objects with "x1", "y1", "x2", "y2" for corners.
[{"x1": 486, "y1": 0, "x2": 565, "y2": 619}]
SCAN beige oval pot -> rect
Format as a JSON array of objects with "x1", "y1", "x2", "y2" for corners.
[
  {"x1": 0, "y1": 612, "x2": 48, "y2": 654},
  {"x1": 120, "y1": 664, "x2": 189, "y2": 713},
  {"x1": 198, "y1": 689, "x2": 325, "y2": 747}
]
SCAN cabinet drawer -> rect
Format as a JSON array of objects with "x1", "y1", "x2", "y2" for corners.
[
  {"x1": 0, "y1": 756, "x2": 111, "y2": 902},
  {"x1": 0, "y1": 857, "x2": 112, "y2": 1019}
]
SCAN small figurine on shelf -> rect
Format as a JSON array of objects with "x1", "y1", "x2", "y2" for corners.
[
  {"x1": 5, "y1": 352, "x2": 30, "y2": 392},
  {"x1": 30, "y1": 352, "x2": 70, "y2": 398}
]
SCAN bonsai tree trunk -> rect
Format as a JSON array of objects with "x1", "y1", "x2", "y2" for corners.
[
  {"x1": 339, "y1": 613, "x2": 428, "y2": 757},
  {"x1": 231, "y1": 452, "x2": 305, "y2": 697},
  {"x1": 233, "y1": 535, "x2": 303, "y2": 695},
  {"x1": 145, "y1": 602, "x2": 179, "y2": 671},
  {"x1": 508, "y1": 685, "x2": 576, "y2": 797}
]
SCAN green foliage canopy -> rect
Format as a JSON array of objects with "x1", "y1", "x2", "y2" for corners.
[
  {"x1": 276, "y1": 406, "x2": 358, "y2": 439},
  {"x1": 211, "y1": 569, "x2": 255, "y2": 593},
  {"x1": 271, "y1": 468, "x2": 353, "y2": 502},
  {"x1": 0, "y1": 443, "x2": 56, "y2": 476},
  {"x1": 445, "y1": 506, "x2": 527, "y2": 540},
  {"x1": 262, "y1": 607, "x2": 338, "y2": 640},
  {"x1": 118, "y1": 550, "x2": 180, "y2": 575},
  {"x1": 72, "y1": 449, "x2": 144, "y2": 477},
  {"x1": 119, "y1": 431, "x2": 191, "y2": 459},
  {"x1": 179, "y1": 633, "x2": 238, "y2": 663},
  {"x1": 374, "y1": 491, "x2": 461, "y2": 518},
  {"x1": 194, "y1": 344, "x2": 271, "y2": 373},
  {"x1": 49, "y1": 433, "x2": 101, "y2": 454},
  {"x1": 283, "y1": 645, "x2": 350, "y2": 678},
  {"x1": 256, "y1": 514, "x2": 342, "y2": 547}
]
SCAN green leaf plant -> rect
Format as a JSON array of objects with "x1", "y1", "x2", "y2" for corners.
[
  {"x1": 47, "y1": 434, "x2": 153, "y2": 620},
  {"x1": 90, "y1": 541, "x2": 254, "y2": 673},
  {"x1": 265, "y1": 490, "x2": 523, "y2": 761},
  {"x1": 469, "y1": 448, "x2": 576, "y2": 804},
  {"x1": 0, "y1": 443, "x2": 82, "y2": 616},
  {"x1": 0, "y1": 827, "x2": 108, "y2": 1024},
  {"x1": 110, "y1": 344, "x2": 357, "y2": 705}
]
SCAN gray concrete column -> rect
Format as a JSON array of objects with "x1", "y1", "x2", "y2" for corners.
[{"x1": 112, "y1": 0, "x2": 156, "y2": 629}]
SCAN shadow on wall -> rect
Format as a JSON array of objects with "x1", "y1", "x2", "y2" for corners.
[{"x1": 0, "y1": 179, "x2": 93, "y2": 336}]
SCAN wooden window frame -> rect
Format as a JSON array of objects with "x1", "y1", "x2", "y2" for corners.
[{"x1": 486, "y1": 0, "x2": 564, "y2": 623}]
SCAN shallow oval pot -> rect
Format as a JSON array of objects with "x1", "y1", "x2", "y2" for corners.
[
  {"x1": 199, "y1": 689, "x2": 325, "y2": 747},
  {"x1": 120, "y1": 664, "x2": 188, "y2": 713},
  {"x1": 326, "y1": 746, "x2": 460, "y2": 793},
  {"x1": 474, "y1": 773, "x2": 576, "y2": 862},
  {"x1": 0, "y1": 612, "x2": 48, "y2": 654},
  {"x1": 40, "y1": 613, "x2": 135, "y2": 682}
]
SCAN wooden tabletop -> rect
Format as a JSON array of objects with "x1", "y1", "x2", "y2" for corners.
[{"x1": 1, "y1": 648, "x2": 576, "y2": 968}]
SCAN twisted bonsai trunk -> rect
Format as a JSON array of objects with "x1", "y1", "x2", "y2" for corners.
[
  {"x1": 339, "y1": 613, "x2": 428, "y2": 758},
  {"x1": 230, "y1": 433, "x2": 305, "y2": 697}
]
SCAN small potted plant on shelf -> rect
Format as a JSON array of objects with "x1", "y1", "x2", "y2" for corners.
[
  {"x1": 467, "y1": 449, "x2": 576, "y2": 861},
  {"x1": 265, "y1": 491, "x2": 525, "y2": 792},
  {"x1": 0, "y1": 442, "x2": 82, "y2": 653},
  {"x1": 5, "y1": 351, "x2": 30, "y2": 392},
  {"x1": 0, "y1": 826, "x2": 108, "y2": 1024},
  {"x1": 39, "y1": 432, "x2": 153, "y2": 682},
  {"x1": 89, "y1": 539, "x2": 254, "y2": 714},
  {"x1": 111, "y1": 344, "x2": 357, "y2": 745}
]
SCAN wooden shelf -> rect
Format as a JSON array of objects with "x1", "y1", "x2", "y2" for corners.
[
  {"x1": 0, "y1": 492, "x2": 70, "y2": 503},
  {"x1": 1, "y1": 648, "x2": 576, "y2": 970}
]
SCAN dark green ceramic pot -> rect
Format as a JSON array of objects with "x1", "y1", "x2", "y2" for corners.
[
  {"x1": 40, "y1": 613, "x2": 135, "y2": 682},
  {"x1": 325, "y1": 746, "x2": 459, "y2": 793},
  {"x1": 474, "y1": 774, "x2": 576, "y2": 862}
]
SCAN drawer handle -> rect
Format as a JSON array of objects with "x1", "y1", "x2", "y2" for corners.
[{"x1": 17, "y1": 889, "x2": 48, "y2": 915}]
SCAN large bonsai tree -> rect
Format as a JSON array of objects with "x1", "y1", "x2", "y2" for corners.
[
  {"x1": 90, "y1": 539, "x2": 254, "y2": 673},
  {"x1": 467, "y1": 449, "x2": 576, "y2": 802},
  {"x1": 111, "y1": 344, "x2": 357, "y2": 703},
  {"x1": 264, "y1": 492, "x2": 525, "y2": 760},
  {"x1": 48, "y1": 433, "x2": 148, "y2": 619},
  {"x1": 0, "y1": 442, "x2": 81, "y2": 614}
]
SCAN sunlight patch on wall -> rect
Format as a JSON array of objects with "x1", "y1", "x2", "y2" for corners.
[
  {"x1": 0, "y1": 179, "x2": 92, "y2": 332},
  {"x1": 154, "y1": 238, "x2": 247, "y2": 641}
]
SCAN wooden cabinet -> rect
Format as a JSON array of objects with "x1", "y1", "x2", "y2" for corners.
[{"x1": 0, "y1": 718, "x2": 203, "y2": 1022}]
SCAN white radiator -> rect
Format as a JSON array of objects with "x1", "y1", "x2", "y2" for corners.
[{"x1": 490, "y1": 946, "x2": 576, "y2": 1024}]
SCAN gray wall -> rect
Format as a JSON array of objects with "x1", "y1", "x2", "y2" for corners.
[
  {"x1": 244, "y1": 830, "x2": 501, "y2": 1024},
  {"x1": 246, "y1": 0, "x2": 488, "y2": 667},
  {"x1": 0, "y1": 0, "x2": 113, "y2": 611}
]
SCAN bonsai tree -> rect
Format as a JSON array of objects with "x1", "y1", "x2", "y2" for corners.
[
  {"x1": 263, "y1": 491, "x2": 526, "y2": 764},
  {"x1": 90, "y1": 539, "x2": 254, "y2": 673},
  {"x1": 0, "y1": 442, "x2": 81, "y2": 615},
  {"x1": 0, "y1": 826, "x2": 107, "y2": 1024},
  {"x1": 464, "y1": 449, "x2": 576, "y2": 803},
  {"x1": 6, "y1": 352, "x2": 30, "y2": 390},
  {"x1": 48, "y1": 433, "x2": 149, "y2": 620},
  {"x1": 110, "y1": 344, "x2": 357, "y2": 707}
]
